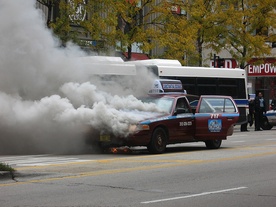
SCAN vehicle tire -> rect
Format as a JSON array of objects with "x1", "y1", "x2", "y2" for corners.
[
  {"x1": 147, "y1": 128, "x2": 167, "y2": 154},
  {"x1": 205, "y1": 139, "x2": 222, "y2": 149},
  {"x1": 261, "y1": 116, "x2": 273, "y2": 130}
]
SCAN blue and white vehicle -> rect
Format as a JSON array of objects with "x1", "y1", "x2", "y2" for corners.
[
  {"x1": 78, "y1": 56, "x2": 248, "y2": 126},
  {"x1": 263, "y1": 110, "x2": 276, "y2": 130},
  {"x1": 127, "y1": 59, "x2": 248, "y2": 126}
]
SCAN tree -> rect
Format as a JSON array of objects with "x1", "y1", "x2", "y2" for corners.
[
  {"x1": 92, "y1": 0, "x2": 198, "y2": 63},
  {"x1": 36, "y1": 0, "x2": 55, "y2": 28},
  {"x1": 44, "y1": 0, "x2": 276, "y2": 66},
  {"x1": 179, "y1": 0, "x2": 230, "y2": 66},
  {"x1": 76, "y1": 0, "x2": 118, "y2": 53},
  {"x1": 213, "y1": 0, "x2": 276, "y2": 68},
  {"x1": 148, "y1": 0, "x2": 198, "y2": 65},
  {"x1": 37, "y1": 0, "x2": 82, "y2": 46},
  {"x1": 115, "y1": 0, "x2": 148, "y2": 60},
  {"x1": 47, "y1": 0, "x2": 198, "y2": 62}
]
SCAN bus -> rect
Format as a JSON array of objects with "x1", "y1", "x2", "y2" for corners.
[
  {"x1": 77, "y1": 56, "x2": 137, "y2": 76},
  {"x1": 78, "y1": 56, "x2": 248, "y2": 125},
  {"x1": 127, "y1": 59, "x2": 248, "y2": 125}
]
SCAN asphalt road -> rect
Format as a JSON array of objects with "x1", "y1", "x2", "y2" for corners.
[{"x1": 1, "y1": 127, "x2": 276, "y2": 207}]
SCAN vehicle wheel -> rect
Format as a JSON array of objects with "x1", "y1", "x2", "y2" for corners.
[
  {"x1": 205, "y1": 139, "x2": 222, "y2": 149},
  {"x1": 147, "y1": 128, "x2": 167, "y2": 154},
  {"x1": 261, "y1": 116, "x2": 273, "y2": 130}
]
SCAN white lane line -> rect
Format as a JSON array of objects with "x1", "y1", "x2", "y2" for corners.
[
  {"x1": 231, "y1": 141, "x2": 246, "y2": 143},
  {"x1": 266, "y1": 138, "x2": 276, "y2": 141},
  {"x1": 141, "y1": 186, "x2": 248, "y2": 204},
  {"x1": 16, "y1": 159, "x2": 92, "y2": 167},
  {"x1": 0, "y1": 155, "x2": 92, "y2": 167}
]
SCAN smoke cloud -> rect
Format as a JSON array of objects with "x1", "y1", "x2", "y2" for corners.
[{"x1": 0, "y1": 1, "x2": 157, "y2": 154}]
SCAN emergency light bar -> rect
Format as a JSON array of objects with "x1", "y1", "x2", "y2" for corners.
[{"x1": 148, "y1": 79, "x2": 187, "y2": 94}]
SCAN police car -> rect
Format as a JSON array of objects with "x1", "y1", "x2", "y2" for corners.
[
  {"x1": 263, "y1": 110, "x2": 276, "y2": 130},
  {"x1": 97, "y1": 79, "x2": 240, "y2": 154}
]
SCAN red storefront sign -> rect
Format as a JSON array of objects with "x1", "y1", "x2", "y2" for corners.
[
  {"x1": 210, "y1": 59, "x2": 238, "y2": 68},
  {"x1": 247, "y1": 58, "x2": 276, "y2": 77},
  {"x1": 171, "y1": 5, "x2": 181, "y2": 14}
]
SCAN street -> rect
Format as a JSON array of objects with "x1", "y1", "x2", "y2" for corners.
[
  {"x1": 1, "y1": 127, "x2": 276, "y2": 207},
  {"x1": 1, "y1": 2, "x2": 276, "y2": 207}
]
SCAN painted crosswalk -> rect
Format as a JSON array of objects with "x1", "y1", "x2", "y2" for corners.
[{"x1": 0, "y1": 155, "x2": 92, "y2": 167}]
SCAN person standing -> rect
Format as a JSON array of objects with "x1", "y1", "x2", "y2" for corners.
[
  {"x1": 240, "y1": 95, "x2": 255, "y2": 131},
  {"x1": 270, "y1": 94, "x2": 276, "y2": 110},
  {"x1": 254, "y1": 92, "x2": 266, "y2": 131},
  {"x1": 248, "y1": 98, "x2": 255, "y2": 127}
]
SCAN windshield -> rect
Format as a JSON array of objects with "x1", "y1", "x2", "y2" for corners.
[{"x1": 141, "y1": 97, "x2": 174, "y2": 114}]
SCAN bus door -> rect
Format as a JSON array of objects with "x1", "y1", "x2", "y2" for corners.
[{"x1": 194, "y1": 96, "x2": 239, "y2": 139}]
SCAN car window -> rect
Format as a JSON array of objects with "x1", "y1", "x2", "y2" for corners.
[
  {"x1": 223, "y1": 99, "x2": 236, "y2": 113},
  {"x1": 189, "y1": 100, "x2": 198, "y2": 107},
  {"x1": 199, "y1": 97, "x2": 236, "y2": 113},
  {"x1": 176, "y1": 98, "x2": 190, "y2": 113},
  {"x1": 199, "y1": 99, "x2": 216, "y2": 113}
]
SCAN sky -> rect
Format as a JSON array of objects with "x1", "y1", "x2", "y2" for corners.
[{"x1": 0, "y1": 0, "x2": 158, "y2": 154}]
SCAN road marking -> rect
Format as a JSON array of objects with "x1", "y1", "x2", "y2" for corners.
[
  {"x1": 141, "y1": 187, "x2": 248, "y2": 204},
  {"x1": 1, "y1": 150, "x2": 276, "y2": 187},
  {"x1": 1, "y1": 140, "x2": 276, "y2": 170},
  {"x1": 0, "y1": 155, "x2": 91, "y2": 167},
  {"x1": 266, "y1": 138, "x2": 276, "y2": 141}
]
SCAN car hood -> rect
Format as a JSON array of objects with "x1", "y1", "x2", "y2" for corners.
[{"x1": 123, "y1": 110, "x2": 168, "y2": 123}]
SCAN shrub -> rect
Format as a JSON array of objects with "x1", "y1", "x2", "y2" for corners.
[{"x1": 0, "y1": 162, "x2": 15, "y2": 172}]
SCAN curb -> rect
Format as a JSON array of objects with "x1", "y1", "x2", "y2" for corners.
[{"x1": 0, "y1": 171, "x2": 16, "y2": 180}]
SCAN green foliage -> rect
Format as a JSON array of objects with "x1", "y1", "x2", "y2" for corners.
[
  {"x1": 46, "y1": 0, "x2": 276, "y2": 66},
  {"x1": 150, "y1": 0, "x2": 198, "y2": 65},
  {"x1": 214, "y1": 0, "x2": 276, "y2": 68},
  {"x1": 49, "y1": 1, "x2": 78, "y2": 46},
  {"x1": 0, "y1": 162, "x2": 15, "y2": 172}
]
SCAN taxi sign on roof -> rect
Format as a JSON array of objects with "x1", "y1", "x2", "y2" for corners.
[{"x1": 149, "y1": 79, "x2": 186, "y2": 94}]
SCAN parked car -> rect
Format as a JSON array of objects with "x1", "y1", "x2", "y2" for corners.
[{"x1": 263, "y1": 110, "x2": 276, "y2": 130}]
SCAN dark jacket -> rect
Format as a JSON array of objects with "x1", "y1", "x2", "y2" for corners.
[
  {"x1": 248, "y1": 99, "x2": 255, "y2": 114},
  {"x1": 254, "y1": 96, "x2": 266, "y2": 112},
  {"x1": 271, "y1": 99, "x2": 276, "y2": 110}
]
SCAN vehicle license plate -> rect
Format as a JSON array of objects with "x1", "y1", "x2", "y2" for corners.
[{"x1": 100, "y1": 134, "x2": 111, "y2": 142}]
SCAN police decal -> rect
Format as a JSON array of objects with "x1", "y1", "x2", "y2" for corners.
[{"x1": 208, "y1": 119, "x2": 222, "y2": 132}]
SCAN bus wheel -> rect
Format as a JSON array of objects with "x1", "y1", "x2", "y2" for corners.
[
  {"x1": 147, "y1": 128, "x2": 167, "y2": 154},
  {"x1": 205, "y1": 139, "x2": 222, "y2": 149},
  {"x1": 261, "y1": 116, "x2": 273, "y2": 130}
]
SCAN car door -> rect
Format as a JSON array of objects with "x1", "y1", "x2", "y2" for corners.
[
  {"x1": 168, "y1": 97, "x2": 195, "y2": 141},
  {"x1": 194, "y1": 96, "x2": 239, "y2": 140}
]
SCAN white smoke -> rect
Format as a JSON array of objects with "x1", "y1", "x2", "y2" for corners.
[{"x1": 0, "y1": 0, "x2": 158, "y2": 154}]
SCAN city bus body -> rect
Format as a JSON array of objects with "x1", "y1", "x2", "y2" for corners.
[
  {"x1": 127, "y1": 59, "x2": 248, "y2": 125},
  {"x1": 79, "y1": 56, "x2": 248, "y2": 125}
]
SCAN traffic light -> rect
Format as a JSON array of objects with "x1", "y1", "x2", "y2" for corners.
[{"x1": 213, "y1": 55, "x2": 225, "y2": 68}]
